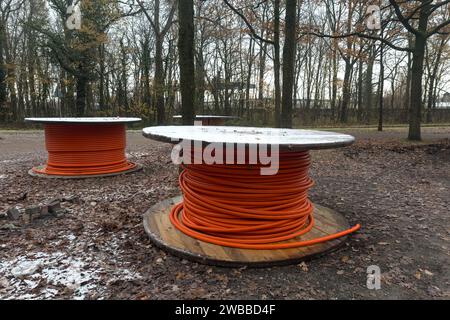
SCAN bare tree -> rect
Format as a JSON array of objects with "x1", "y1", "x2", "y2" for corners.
[
  {"x1": 280, "y1": 0, "x2": 297, "y2": 128},
  {"x1": 178, "y1": 0, "x2": 195, "y2": 124},
  {"x1": 138, "y1": 0, "x2": 176, "y2": 124}
]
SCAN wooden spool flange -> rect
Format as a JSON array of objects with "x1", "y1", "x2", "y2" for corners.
[
  {"x1": 28, "y1": 163, "x2": 143, "y2": 179},
  {"x1": 144, "y1": 196, "x2": 351, "y2": 267}
]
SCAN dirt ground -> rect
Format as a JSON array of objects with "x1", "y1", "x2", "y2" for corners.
[{"x1": 0, "y1": 126, "x2": 449, "y2": 300}]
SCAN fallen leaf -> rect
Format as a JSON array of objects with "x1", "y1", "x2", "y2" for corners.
[
  {"x1": 424, "y1": 270, "x2": 433, "y2": 276},
  {"x1": 298, "y1": 262, "x2": 308, "y2": 272}
]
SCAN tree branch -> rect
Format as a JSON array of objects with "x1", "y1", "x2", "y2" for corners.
[
  {"x1": 304, "y1": 31, "x2": 413, "y2": 53},
  {"x1": 136, "y1": 0, "x2": 157, "y2": 33},
  {"x1": 161, "y1": 0, "x2": 176, "y2": 36},
  {"x1": 388, "y1": 0, "x2": 420, "y2": 36},
  {"x1": 427, "y1": 19, "x2": 450, "y2": 38},
  {"x1": 223, "y1": 0, "x2": 274, "y2": 45}
]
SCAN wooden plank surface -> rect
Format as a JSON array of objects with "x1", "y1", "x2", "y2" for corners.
[{"x1": 143, "y1": 196, "x2": 351, "y2": 267}]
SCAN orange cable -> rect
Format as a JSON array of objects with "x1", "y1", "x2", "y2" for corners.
[
  {"x1": 33, "y1": 124, "x2": 136, "y2": 176},
  {"x1": 170, "y1": 150, "x2": 360, "y2": 249}
]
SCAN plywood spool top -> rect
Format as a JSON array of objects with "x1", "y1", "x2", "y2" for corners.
[
  {"x1": 25, "y1": 117, "x2": 142, "y2": 124},
  {"x1": 142, "y1": 126, "x2": 355, "y2": 150},
  {"x1": 173, "y1": 115, "x2": 239, "y2": 120}
]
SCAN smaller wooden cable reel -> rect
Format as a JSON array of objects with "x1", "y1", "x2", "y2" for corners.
[
  {"x1": 25, "y1": 118, "x2": 142, "y2": 178},
  {"x1": 143, "y1": 126, "x2": 360, "y2": 267},
  {"x1": 173, "y1": 115, "x2": 239, "y2": 126}
]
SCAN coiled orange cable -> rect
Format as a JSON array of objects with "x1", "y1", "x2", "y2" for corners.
[
  {"x1": 33, "y1": 124, "x2": 136, "y2": 176},
  {"x1": 170, "y1": 150, "x2": 360, "y2": 249}
]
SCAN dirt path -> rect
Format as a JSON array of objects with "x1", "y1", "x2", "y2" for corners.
[{"x1": 0, "y1": 127, "x2": 449, "y2": 299}]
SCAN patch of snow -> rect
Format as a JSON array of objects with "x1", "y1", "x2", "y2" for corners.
[
  {"x1": 128, "y1": 152, "x2": 148, "y2": 157},
  {"x1": 0, "y1": 159, "x2": 29, "y2": 164},
  {"x1": 63, "y1": 234, "x2": 77, "y2": 242},
  {"x1": 0, "y1": 241, "x2": 143, "y2": 300},
  {"x1": 11, "y1": 260, "x2": 42, "y2": 278}
]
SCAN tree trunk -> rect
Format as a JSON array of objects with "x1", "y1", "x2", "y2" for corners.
[
  {"x1": 408, "y1": 3, "x2": 431, "y2": 141},
  {"x1": 408, "y1": 34, "x2": 426, "y2": 140},
  {"x1": 119, "y1": 40, "x2": 129, "y2": 114},
  {"x1": 75, "y1": 76, "x2": 87, "y2": 116},
  {"x1": 142, "y1": 37, "x2": 152, "y2": 112},
  {"x1": 99, "y1": 44, "x2": 106, "y2": 111},
  {"x1": 426, "y1": 37, "x2": 446, "y2": 123},
  {"x1": 245, "y1": 38, "x2": 254, "y2": 120},
  {"x1": 281, "y1": 0, "x2": 297, "y2": 128},
  {"x1": 378, "y1": 39, "x2": 384, "y2": 132},
  {"x1": 258, "y1": 42, "x2": 267, "y2": 110},
  {"x1": 426, "y1": 72, "x2": 436, "y2": 124},
  {"x1": 223, "y1": 43, "x2": 231, "y2": 116},
  {"x1": 340, "y1": 59, "x2": 352, "y2": 123},
  {"x1": 178, "y1": 0, "x2": 195, "y2": 125},
  {"x1": 364, "y1": 44, "x2": 375, "y2": 124},
  {"x1": 65, "y1": 74, "x2": 75, "y2": 116},
  {"x1": 0, "y1": 23, "x2": 7, "y2": 121},
  {"x1": 357, "y1": 59, "x2": 363, "y2": 121},
  {"x1": 195, "y1": 47, "x2": 205, "y2": 114},
  {"x1": 2, "y1": 31, "x2": 16, "y2": 120},
  {"x1": 404, "y1": 36, "x2": 413, "y2": 114},
  {"x1": 154, "y1": 36, "x2": 165, "y2": 124},
  {"x1": 273, "y1": 0, "x2": 281, "y2": 127},
  {"x1": 331, "y1": 47, "x2": 338, "y2": 121},
  {"x1": 213, "y1": 70, "x2": 220, "y2": 113}
]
